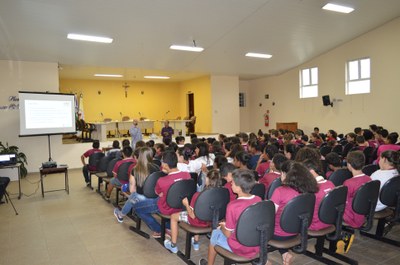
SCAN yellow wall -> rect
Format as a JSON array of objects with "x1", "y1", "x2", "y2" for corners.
[
  {"x1": 60, "y1": 79, "x2": 182, "y2": 133},
  {"x1": 179, "y1": 76, "x2": 212, "y2": 133},
  {"x1": 60, "y1": 77, "x2": 213, "y2": 134}
]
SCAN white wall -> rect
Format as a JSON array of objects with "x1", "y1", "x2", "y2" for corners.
[
  {"x1": 247, "y1": 17, "x2": 400, "y2": 136},
  {"x1": 211, "y1": 76, "x2": 240, "y2": 134},
  {"x1": 0, "y1": 60, "x2": 92, "y2": 173}
]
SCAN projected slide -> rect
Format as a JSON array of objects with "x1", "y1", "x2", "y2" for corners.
[{"x1": 25, "y1": 100, "x2": 73, "y2": 129}]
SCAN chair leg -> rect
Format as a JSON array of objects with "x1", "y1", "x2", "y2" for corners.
[
  {"x1": 177, "y1": 231, "x2": 195, "y2": 264},
  {"x1": 304, "y1": 236, "x2": 341, "y2": 265},
  {"x1": 4, "y1": 191, "x2": 18, "y2": 215},
  {"x1": 129, "y1": 213, "x2": 150, "y2": 239},
  {"x1": 360, "y1": 218, "x2": 400, "y2": 246}
]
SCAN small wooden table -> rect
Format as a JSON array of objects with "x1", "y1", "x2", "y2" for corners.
[{"x1": 39, "y1": 166, "x2": 69, "y2": 197}]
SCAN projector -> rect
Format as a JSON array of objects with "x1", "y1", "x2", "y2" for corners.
[{"x1": 42, "y1": 161, "x2": 57, "y2": 168}]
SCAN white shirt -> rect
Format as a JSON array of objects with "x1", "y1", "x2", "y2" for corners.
[
  {"x1": 371, "y1": 169, "x2": 398, "y2": 211},
  {"x1": 188, "y1": 154, "x2": 215, "y2": 174}
]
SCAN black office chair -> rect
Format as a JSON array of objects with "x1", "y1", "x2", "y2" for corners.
[
  {"x1": 332, "y1": 145, "x2": 343, "y2": 157},
  {"x1": 87, "y1": 152, "x2": 105, "y2": 189},
  {"x1": 266, "y1": 178, "x2": 281, "y2": 200},
  {"x1": 113, "y1": 161, "x2": 134, "y2": 207},
  {"x1": 342, "y1": 143, "x2": 354, "y2": 159},
  {"x1": 329, "y1": 168, "x2": 353, "y2": 186},
  {"x1": 94, "y1": 155, "x2": 114, "y2": 192},
  {"x1": 251, "y1": 183, "x2": 266, "y2": 200},
  {"x1": 158, "y1": 179, "x2": 197, "y2": 244},
  {"x1": 362, "y1": 164, "x2": 379, "y2": 176},
  {"x1": 320, "y1": 146, "x2": 332, "y2": 158},
  {"x1": 215, "y1": 200, "x2": 275, "y2": 265},
  {"x1": 268, "y1": 193, "x2": 316, "y2": 255},
  {"x1": 360, "y1": 176, "x2": 400, "y2": 246},
  {"x1": 363, "y1": 146, "x2": 375, "y2": 165},
  {"x1": 0, "y1": 176, "x2": 18, "y2": 215},
  {"x1": 178, "y1": 188, "x2": 230, "y2": 263},
  {"x1": 100, "y1": 157, "x2": 121, "y2": 195},
  {"x1": 129, "y1": 171, "x2": 166, "y2": 239},
  {"x1": 305, "y1": 186, "x2": 348, "y2": 264}
]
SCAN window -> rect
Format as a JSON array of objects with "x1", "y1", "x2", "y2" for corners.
[
  {"x1": 300, "y1": 67, "x2": 318, "y2": 98},
  {"x1": 239, "y1": 92, "x2": 246, "y2": 107},
  {"x1": 346, "y1": 57, "x2": 370, "y2": 95}
]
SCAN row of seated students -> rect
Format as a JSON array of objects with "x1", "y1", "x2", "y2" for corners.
[{"x1": 81, "y1": 127, "x2": 399, "y2": 265}]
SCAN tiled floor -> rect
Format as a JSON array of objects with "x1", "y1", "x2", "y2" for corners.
[{"x1": 1, "y1": 169, "x2": 399, "y2": 265}]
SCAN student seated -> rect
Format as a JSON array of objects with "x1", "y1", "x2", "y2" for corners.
[
  {"x1": 220, "y1": 163, "x2": 237, "y2": 201},
  {"x1": 270, "y1": 161, "x2": 318, "y2": 265},
  {"x1": 338, "y1": 151, "x2": 372, "y2": 253},
  {"x1": 113, "y1": 147, "x2": 159, "y2": 222},
  {"x1": 176, "y1": 147, "x2": 193, "y2": 172},
  {"x1": 233, "y1": 151, "x2": 251, "y2": 170},
  {"x1": 133, "y1": 150, "x2": 191, "y2": 238},
  {"x1": 248, "y1": 141, "x2": 262, "y2": 170},
  {"x1": 164, "y1": 170, "x2": 223, "y2": 253},
  {"x1": 256, "y1": 144, "x2": 279, "y2": 176},
  {"x1": 259, "y1": 153, "x2": 287, "y2": 191},
  {"x1": 199, "y1": 169, "x2": 261, "y2": 265},
  {"x1": 189, "y1": 142, "x2": 215, "y2": 175},
  {"x1": 81, "y1": 140, "x2": 102, "y2": 186},
  {"x1": 302, "y1": 159, "x2": 335, "y2": 231},
  {"x1": 104, "y1": 146, "x2": 135, "y2": 201},
  {"x1": 325, "y1": 152, "x2": 343, "y2": 179},
  {"x1": 375, "y1": 132, "x2": 400, "y2": 164},
  {"x1": 106, "y1": 140, "x2": 120, "y2": 157},
  {"x1": 371, "y1": 150, "x2": 399, "y2": 211}
]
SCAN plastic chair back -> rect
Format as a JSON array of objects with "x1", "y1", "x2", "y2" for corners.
[
  {"x1": 329, "y1": 168, "x2": 353, "y2": 186},
  {"x1": 266, "y1": 177, "x2": 281, "y2": 200},
  {"x1": 166, "y1": 179, "x2": 197, "y2": 209},
  {"x1": 251, "y1": 183, "x2": 266, "y2": 199},
  {"x1": 352, "y1": 180, "x2": 380, "y2": 231},
  {"x1": 143, "y1": 171, "x2": 167, "y2": 198}
]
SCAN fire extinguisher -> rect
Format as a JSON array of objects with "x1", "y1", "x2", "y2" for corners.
[{"x1": 264, "y1": 110, "x2": 269, "y2": 127}]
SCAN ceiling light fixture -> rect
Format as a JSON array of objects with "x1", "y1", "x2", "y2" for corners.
[
  {"x1": 144, "y1": 76, "x2": 170, "y2": 79},
  {"x1": 170, "y1": 40, "x2": 204, "y2": 52},
  {"x1": 245, "y1": 52, "x2": 272, "y2": 59},
  {"x1": 67, "y1": 33, "x2": 113, "y2": 43},
  {"x1": 94, "y1": 74, "x2": 123, "y2": 77},
  {"x1": 322, "y1": 3, "x2": 354, "y2": 14}
]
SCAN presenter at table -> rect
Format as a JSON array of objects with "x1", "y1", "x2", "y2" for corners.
[
  {"x1": 161, "y1": 120, "x2": 174, "y2": 144},
  {"x1": 129, "y1": 119, "x2": 143, "y2": 149}
]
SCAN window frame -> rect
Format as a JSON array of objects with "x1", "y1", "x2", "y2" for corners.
[
  {"x1": 299, "y1": 66, "x2": 318, "y2": 99},
  {"x1": 346, "y1": 57, "x2": 371, "y2": 95}
]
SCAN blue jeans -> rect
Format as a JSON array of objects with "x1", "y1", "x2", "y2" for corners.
[
  {"x1": 133, "y1": 197, "x2": 161, "y2": 233},
  {"x1": 121, "y1": 192, "x2": 147, "y2": 216},
  {"x1": 210, "y1": 229, "x2": 232, "y2": 252}
]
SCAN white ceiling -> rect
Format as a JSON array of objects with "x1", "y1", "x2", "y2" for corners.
[{"x1": 1, "y1": 0, "x2": 400, "y2": 81}]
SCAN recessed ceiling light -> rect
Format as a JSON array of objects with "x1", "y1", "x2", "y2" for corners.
[
  {"x1": 144, "y1": 76, "x2": 170, "y2": 79},
  {"x1": 94, "y1": 74, "x2": 123, "y2": 77},
  {"x1": 170, "y1": 45, "x2": 204, "y2": 52},
  {"x1": 245, "y1": 52, "x2": 272, "y2": 59},
  {"x1": 67, "y1": 33, "x2": 113, "y2": 43},
  {"x1": 322, "y1": 3, "x2": 354, "y2": 14}
]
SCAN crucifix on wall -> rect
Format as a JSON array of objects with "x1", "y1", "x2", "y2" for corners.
[{"x1": 122, "y1": 82, "x2": 130, "y2": 98}]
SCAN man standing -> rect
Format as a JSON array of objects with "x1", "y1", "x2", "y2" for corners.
[
  {"x1": 161, "y1": 120, "x2": 174, "y2": 144},
  {"x1": 129, "y1": 119, "x2": 143, "y2": 149}
]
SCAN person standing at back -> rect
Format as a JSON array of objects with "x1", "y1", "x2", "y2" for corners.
[
  {"x1": 161, "y1": 120, "x2": 174, "y2": 144},
  {"x1": 129, "y1": 119, "x2": 143, "y2": 149}
]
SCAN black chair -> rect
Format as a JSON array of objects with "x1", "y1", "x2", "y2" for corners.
[
  {"x1": 129, "y1": 171, "x2": 166, "y2": 239},
  {"x1": 362, "y1": 164, "x2": 379, "y2": 176},
  {"x1": 0, "y1": 176, "x2": 18, "y2": 215},
  {"x1": 178, "y1": 188, "x2": 230, "y2": 264},
  {"x1": 100, "y1": 158, "x2": 121, "y2": 195},
  {"x1": 320, "y1": 146, "x2": 332, "y2": 158},
  {"x1": 78, "y1": 119, "x2": 96, "y2": 142},
  {"x1": 329, "y1": 168, "x2": 353, "y2": 187},
  {"x1": 87, "y1": 152, "x2": 105, "y2": 189},
  {"x1": 321, "y1": 180, "x2": 380, "y2": 265},
  {"x1": 158, "y1": 179, "x2": 197, "y2": 244},
  {"x1": 363, "y1": 146, "x2": 375, "y2": 165},
  {"x1": 268, "y1": 193, "x2": 316, "y2": 255},
  {"x1": 332, "y1": 145, "x2": 343, "y2": 157},
  {"x1": 360, "y1": 176, "x2": 400, "y2": 246},
  {"x1": 305, "y1": 186, "x2": 348, "y2": 264},
  {"x1": 251, "y1": 183, "x2": 266, "y2": 199},
  {"x1": 215, "y1": 200, "x2": 275, "y2": 265},
  {"x1": 113, "y1": 161, "x2": 134, "y2": 207},
  {"x1": 342, "y1": 143, "x2": 354, "y2": 158},
  {"x1": 94, "y1": 155, "x2": 114, "y2": 192},
  {"x1": 153, "y1": 159, "x2": 162, "y2": 167},
  {"x1": 266, "y1": 178, "x2": 281, "y2": 200}
]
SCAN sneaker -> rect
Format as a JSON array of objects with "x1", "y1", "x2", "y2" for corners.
[
  {"x1": 191, "y1": 237, "x2": 200, "y2": 251},
  {"x1": 336, "y1": 232, "x2": 354, "y2": 254},
  {"x1": 113, "y1": 208, "x2": 123, "y2": 223},
  {"x1": 152, "y1": 232, "x2": 161, "y2": 239},
  {"x1": 344, "y1": 233, "x2": 355, "y2": 253},
  {"x1": 102, "y1": 193, "x2": 110, "y2": 202},
  {"x1": 199, "y1": 258, "x2": 208, "y2": 265},
  {"x1": 164, "y1": 239, "x2": 178, "y2": 254}
]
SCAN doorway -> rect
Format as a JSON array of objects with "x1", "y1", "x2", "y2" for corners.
[{"x1": 187, "y1": 93, "x2": 195, "y2": 133}]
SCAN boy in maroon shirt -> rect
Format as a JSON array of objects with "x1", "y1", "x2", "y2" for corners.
[
  {"x1": 259, "y1": 153, "x2": 287, "y2": 191},
  {"x1": 338, "y1": 151, "x2": 371, "y2": 253},
  {"x1": 220, "y1": 163, "x2": 237, "y2": 201},
  {"x1": 199, "y1": 169, "x2": 261, "y2": 265},
  {"x1": 81, "y1": 140, "x2": 102, "y2": 186}
]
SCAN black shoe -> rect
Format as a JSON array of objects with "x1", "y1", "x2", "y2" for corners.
[{"x1": 199, "y1": 258, "x2": 208, "y2": 265}]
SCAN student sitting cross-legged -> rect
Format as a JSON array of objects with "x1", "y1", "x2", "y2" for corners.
[
  {"x1": 133, "y1": 150, "x2": 191, "y2": 238},
  {"x1": 199, "y1": 169, "x2": 261, "y2": 265},
  {"x1": 164, "y1": 170, "x2": 223, "y2": 253}
]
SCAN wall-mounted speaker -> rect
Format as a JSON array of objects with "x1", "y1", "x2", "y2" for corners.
[{"x1": 322, "y1": 95, "x2": 333, "y2": 107}]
